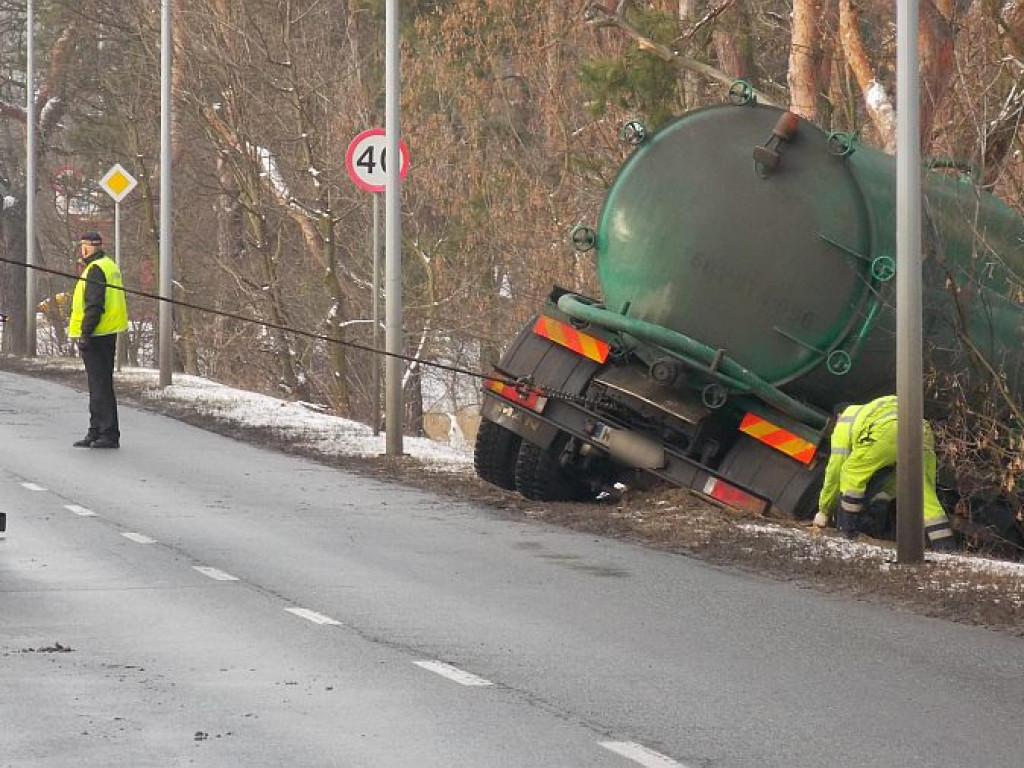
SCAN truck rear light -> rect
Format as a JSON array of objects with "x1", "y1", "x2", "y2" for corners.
[
  {"x1": 702, "y1": 477, "x2": 768, "y2": 515},
  {"x1": 738, "y1": 413, "x2": 816, "y2": 465},
  {"x1": 485, "y1": 378, "x2": 548, "y2": 413},
  {"x1": 533, "y1": 316, "x2": 610, "y2": 363}
]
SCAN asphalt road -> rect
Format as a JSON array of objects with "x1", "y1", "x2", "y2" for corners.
[{"x1": 2, "y1": 369, "x2": 1023, "y2": 767}]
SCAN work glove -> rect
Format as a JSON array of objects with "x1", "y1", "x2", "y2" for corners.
[
  {"x1": 812, "y1": 511, "x2": 830, "y2": 528},
  {"x1": 77, "y1": 337, "x2": 90, "y2": 353}
]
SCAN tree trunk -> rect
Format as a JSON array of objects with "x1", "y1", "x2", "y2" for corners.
[
  {"x1": 919, "y1": 0, "x2": 957, "y2": 147},
  {"x1": 838, "y1": 0, "x2": 897, "y2": 151},
  {"x1": 0, "y1": 203, "x2": 27, "y2": 355},
  {"x1": 404, "y1": 364, "x2": 424, "y2": 437},
  {"x1": 789, "y1": 0, "x2": 822, "y2": 119},
  {"x1": 711, "y1": 5, "x2": 755, "y2": 82}
]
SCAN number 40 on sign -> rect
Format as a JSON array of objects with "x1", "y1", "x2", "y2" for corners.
[{"x1": 345, "y1": 129, "x2": 410, "y2": 193}]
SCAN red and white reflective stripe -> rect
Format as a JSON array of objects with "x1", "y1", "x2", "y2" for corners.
[
  {"x1": 485, "y1": 378, "x2": 548, "y2": 413},
  {"x1": 702, "y1": 477, "x2": 767, "y2": 515},
  {"x1": 739, "y1": 413, "x2": 816, "y2": 465},
  {"x1": 533, "y1": 316, "x2": 610, "y2": 363}
]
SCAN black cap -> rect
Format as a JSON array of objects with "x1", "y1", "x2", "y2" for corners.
[{"x1": 79, "y1": 231, "x2": 102, "y2": 245}]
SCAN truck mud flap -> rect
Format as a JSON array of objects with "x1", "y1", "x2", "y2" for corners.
[
  {"x1": 715, "y1": 434, "x2": 823, "y2": 518},
  {"x1": 484, "y1": 316, "x2": 604, "y2": 449},
  {"x1": 496, "y1": 316, "x2": 603, "y2": 401}
]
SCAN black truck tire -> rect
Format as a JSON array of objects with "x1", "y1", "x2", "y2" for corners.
[
  {"x1": 514, "y1": 437, "x2": 591, "y2": 502},
  {"x1": 473, "y1": 418, "x2": 522, "y2": 490}
]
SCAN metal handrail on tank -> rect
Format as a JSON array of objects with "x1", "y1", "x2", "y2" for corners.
[{"x1": 556, "y1": 293, "x2": 829, "y2": 429}]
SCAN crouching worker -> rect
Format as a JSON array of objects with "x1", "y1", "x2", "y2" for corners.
[{"x1": 812, "y1": 395, "x2": 956, "y2": 551}]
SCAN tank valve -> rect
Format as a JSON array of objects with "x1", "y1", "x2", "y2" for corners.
[
  {"x1": 827, "y1": 350, "x2": 852, "y2": 376},
  {"x1": 773, "y1": 112, "x2": 800, "y2": 142},
  {"x1": 619, "y1": 120, "x2": 648, "y2": 146},
  {"x1": 570, "y1": 225, "x2": 596, "y2": 252},
  {"x1": 650, "y1": 358, "x2": 680, "y2": 385},
  {"x1": 870, "y1": 255, "x2": 896, "y2": 281},
  {"x1": 753, "y1": 112, "x2": 800, "y2": 176},
  {"x1": 827, "y1": 131, "x2": 858, "y2": 157},
  {"x1": 728, "y1": 80, "x2": 756, "y2": 106},
  {"x1": 701, "y1": 384, "x2": 728, "y2": 409}
]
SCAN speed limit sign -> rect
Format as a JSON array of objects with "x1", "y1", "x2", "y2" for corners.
[{"x1": 345, "y1": 129, "x2": 410, "y2": 193}]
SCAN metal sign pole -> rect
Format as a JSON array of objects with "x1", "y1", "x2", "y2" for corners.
[
  {"x1": 158, "y1": 0, "x2": 174, "y2": 386},
  {"x1": 372, "y1": 192, "x2": 381, "y2": 436},
  {"x1": 99, "y1": 165, "x2": 137, "y2": 372},
  {"x1": 25, "y1": 0, "x2": 36, "y2": 356},
  {"x1": 384, "y1": 0, "x2": 404, "y2": 456},
  {"x1": 896, "y1": 0, "x2": 925, "y2": 563},
  {"x1": 114, "y1": 201, "x2": 125, "y2": 371},
  {"x1": 345, "y1": 134, "x2": 408, "y2": 439}
]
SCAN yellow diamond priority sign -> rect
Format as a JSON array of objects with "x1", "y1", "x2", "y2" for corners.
[{"x1": 99, "y1": 164, "x2": 138, "y2": 203}]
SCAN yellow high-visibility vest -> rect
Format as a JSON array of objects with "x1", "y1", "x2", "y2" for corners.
[{"x1": 68, "y1": 256, "x2": 128, "y2": 338}]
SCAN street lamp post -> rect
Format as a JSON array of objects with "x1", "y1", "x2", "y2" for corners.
[
  {"x1": 159, "y1": 0, "x2": 173, "y2": 385},
  {"x1": 25, "y1": 0, "x2": 36, "y2": 356},
  {"x1": 896, "y1": 0, "x2": 926, "y2": 563},
  {"x1": 384, "y1": 0, "x2": 403, "y2": 456}
]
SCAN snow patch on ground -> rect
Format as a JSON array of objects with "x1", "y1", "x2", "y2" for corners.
[
  {"x1": 739, "y1": 522, "x2": 1024, "y2": 582},
  {"x1": 117, "y1": 369, "x2": 473, "y2": 473}
]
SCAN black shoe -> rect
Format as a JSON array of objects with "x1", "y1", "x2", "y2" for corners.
[
  {"x1": 90, "y1": 437, "x2": 120, "y2": 449},
  {"x1": 73, "y1": 437, "x2": 96, "y2": 448}
]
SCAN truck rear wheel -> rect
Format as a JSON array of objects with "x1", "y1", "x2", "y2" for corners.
[
  {"x1": 473, "y1": 418, "x2": 521, "y2": 490},
  {"x1": 514, "y1": 437, "x2": 592, "y2": 502}
]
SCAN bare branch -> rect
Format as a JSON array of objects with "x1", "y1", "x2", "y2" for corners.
[{"x1": 583, "y1": 1, "x2": 778, "y2": 106}]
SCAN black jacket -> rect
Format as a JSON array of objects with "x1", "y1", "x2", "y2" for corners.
[{"x1": 80, "y1": 250, "x2": 108, "y2": 337}]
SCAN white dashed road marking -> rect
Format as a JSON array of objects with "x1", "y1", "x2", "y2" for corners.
[
  {"x1": 285, "y1": 607, "x2": 341, "y2": 625},
  {"x1": 413, "y1": 660, "x2": 493, "y2": 687},
  {"x1": 16, "y1": 479, "x2": 688, "y2": 766},
  {"x1": 599, "y1": 742, "x2": 689, "y2": 767},
  {"x1": 121, "y1": 532, "x2": 156, "y2": 544},
  {"x1": 64, "y1": 504, "x2": 97, "y2": 517},
  {"x1": 193, "y1": 566, "x2": 239, "y2": 581}
]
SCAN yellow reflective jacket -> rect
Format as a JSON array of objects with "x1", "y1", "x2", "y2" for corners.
[
  {"x1": 818, "y1": 395, "x2": 936, "y2": 512},
  {"x1": 68, "y1": 255, "x2": 129, "y2": 338}
]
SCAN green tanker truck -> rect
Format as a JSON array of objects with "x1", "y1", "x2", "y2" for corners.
[{"x1": 474, "y1": 91, "x2": 1024, "y2": 530}]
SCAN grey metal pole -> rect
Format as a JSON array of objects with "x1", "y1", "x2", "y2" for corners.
[
  {"x1": 896, "y1": 0, "x2": 925, "y2": 563},
  {"x1": 384, "y1": 0, "x2": 403, "y2": 455},
  {"x1": 372, "y1": 192, "x2": 381, "y2": 436},
  {"x1": 25, "y1": 0, "x2": 36, "y2": 356},
  {"x1": 114, "y1": 201, "x2": 126, "y2": 371},
  {"x1": 158, "y1": 0, "x2": 173, "y2": 385}
]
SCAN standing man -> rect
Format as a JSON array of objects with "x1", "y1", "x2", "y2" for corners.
[
  {"x1": 68, "y1": 231, "x2": 128, "y2": 449},
  {"x1": 813, "y1": 395, "x2": 956, "y2": 550}
]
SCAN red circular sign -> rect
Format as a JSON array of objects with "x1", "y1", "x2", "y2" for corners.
[{"x1": 345, "y1": 129, "x2": 410, "y2": 193}]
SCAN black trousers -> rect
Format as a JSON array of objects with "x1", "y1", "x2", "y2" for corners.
[{"x1": 82, "y1": 334, "x2": 119, "y2": 440}]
